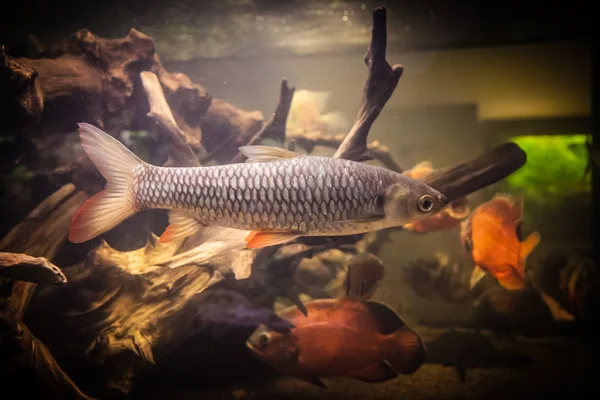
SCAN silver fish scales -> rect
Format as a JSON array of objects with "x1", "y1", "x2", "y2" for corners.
[
  {"x1": 133, "y1": 157, "x2": 392, "y2": 235},
  {"x1": 69, "y1": 123, "x2": 448, "y2": 248}
]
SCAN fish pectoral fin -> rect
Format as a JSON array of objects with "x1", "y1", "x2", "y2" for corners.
[
  {"x1": 159, "y1": 211, "x2": 206, "y2": 244},
  {"x1": 244, "y1": 231, "x2": 302, "y2": 249},
  {"x1": 469, "y1": 265, "x2": 487, "y2": 290},
  {"x1": 298, "y1": 375, "x2": 327, "y2": 388},
  {"x1": 238, "y1": 145, "x2": 303, "y2": 163},
  {"x1": 351, "y1": 215, "x2": 385, "y2": 224},
  {"x1": 351, "y1": 361, "x2": 398, "y2": 383},
  {"x1": 518, "y1": 231, "x2": 541, "y2": 273}
]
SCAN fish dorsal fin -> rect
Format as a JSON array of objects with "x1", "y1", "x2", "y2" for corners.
[
  {"x1": 159, "y1": 210, "x2": 205, "y2": 243},
  {"x1": 364, "y1": 301, "x2": 407, "y2": 335},
  {"x1": 344, "y1": 253, "x2": 385, "y2": 301},
  {"x1": 238, "y1": 145, "x2": 303, "y2": 163},
  {"x1": 512, "y1": 195, "x2": 524, "y2": 222}
]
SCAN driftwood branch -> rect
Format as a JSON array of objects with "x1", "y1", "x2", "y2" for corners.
[
  {"x1": 288, "y1": 130, "x2": 403, "y2": 172},
  {"x1": 229, "y1": 79, "x2": 296, "y2": 164},
  {"x1": 333, "y1": 7, "x2": 403, "y2": 162},
  {"x1": 0, "y1": 252, "x2": 66, "y2": 285},
  {"x1": 0, "y1": 184, "x2": 91, "y2": 399},
  {"x1": 140, "y1": 71, "x2": 201, "y2": 167},
  {"x1": 422, "y1": 142, "x2": 527, "y2": 202},
  {"x1": 204, "y1": 79, "x2": 296, "y2": 165}
]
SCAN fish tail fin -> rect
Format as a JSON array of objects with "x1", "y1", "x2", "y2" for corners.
[
  {"x1": 69, "y1": 123, "x2": 144, "y2": 243},
  {"x1": 517, "y1": 231, "x2": 541, "y2": 277},
  {"x1": 386, "y1": 325, "x2": 426, "y2": 375}
]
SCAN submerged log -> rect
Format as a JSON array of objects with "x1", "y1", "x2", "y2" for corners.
[
  {"x1": 0, "y1": 184, "x2": 91, "y2": 399},
  {"x1": 0, "y1": 27, "x2": 264, "y2": 169}
]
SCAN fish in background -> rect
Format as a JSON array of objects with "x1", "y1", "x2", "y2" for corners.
[
  {"x1": 246, "y1": 298, "x2": 425, "y2": 387},
  {"x1": 323, "y1": 252, "x2": 385, "y2": 301},
  {"x1": 460, "y1": 193, "x2": 541, "y2": 290},
  {"x1": 68, "y1": 123, "x2": 448, "y2": 249},
  {"x1": 424, "y1": 329, "x2": 532, "y2": 382},
  {"x1": 286, "y1": 89, "x2": 349, "y2": 135},
  {"x1": 402, "y1": 161, "x2": 470, "y2": 233},
  {"x1": 533, "y1": 252, "x2": 596, "y2": 322},
  {"x1": 401, "y1": 252, "x2": 473, "y2": 304}
]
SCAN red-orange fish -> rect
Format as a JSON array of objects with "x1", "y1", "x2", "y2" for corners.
[
  {"x1": 460, "y1": 193, "x2": 541, "y2": 290},
  {"x1": 403, "y1": 161, "x2": 470, "y2": 233},
  {"x1": 246, "y1": 298, "x2": 425, "y2": 387}
]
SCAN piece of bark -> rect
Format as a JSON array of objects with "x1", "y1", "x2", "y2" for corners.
[
  {"x1": 333, "y1": 7, "x2": 403, "y2": 162},
  {"x1": 0, "y1": 252, "x2": 66, "y2": 285},
  {"x1": 140, "y1": 71, "x2": 201, "y2": 167}
]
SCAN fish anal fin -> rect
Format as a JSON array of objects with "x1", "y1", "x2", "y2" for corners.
[
  {"x1": 299, "y1": 375, "x2": 327, "y2": 388},
  {"x1": 238, "y1": 145, "x2": 303, "y2": 163},
  {"x1": 245, "y1": 231, "x2": 301, "y2": 249},
  {"x1": 159, "y1": 211, "x2": 205, "y2": 244},
  {"x1": 470, "y1": 265, "x2": 487, "y2": 290},
  {"x1": 351, "y1": 361, "x2": 398, "y2": 383}
]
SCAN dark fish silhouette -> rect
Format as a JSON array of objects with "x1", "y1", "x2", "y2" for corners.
[{"x1": 424, "y1": 329, "x2": 533, "y2": 382}]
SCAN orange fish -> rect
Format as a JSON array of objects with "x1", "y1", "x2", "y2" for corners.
[
  {"x1": 246, "y1": 298, "x2": 425, "y2": 387},
  {"x1": 403, "y1": 161, "x2": 470, "y2": 233},
  {"x1": 460, "y1": 193, "x2": 541, "y2": 290}
]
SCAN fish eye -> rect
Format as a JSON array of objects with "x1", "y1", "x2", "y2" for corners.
[
  {"x1": 418, "y1": 195, "x2": 434, "y2": 212},
  {"x1": 259, "y1": 332, "x2": 270, "y2": 347}
]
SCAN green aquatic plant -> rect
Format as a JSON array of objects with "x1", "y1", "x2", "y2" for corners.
[{"x1": 502, "y1": 134, "x2": 591, "y2": 206}]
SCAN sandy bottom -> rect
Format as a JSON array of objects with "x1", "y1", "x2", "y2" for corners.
[{"x1": 140, "y1": 327, "x2": 600, "y2": 400}]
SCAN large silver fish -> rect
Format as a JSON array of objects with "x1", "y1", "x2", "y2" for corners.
[{"x1": 69, "y1": 123, "x2": 448, "y2": 248}]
